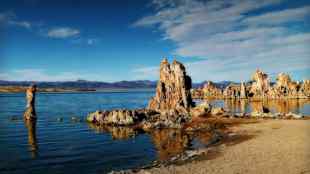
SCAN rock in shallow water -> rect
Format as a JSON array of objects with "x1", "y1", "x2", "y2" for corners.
[
  {"x1": 190, "y1": 101, "x2": 212, "y2": 118},
  {"x1": 87, "y1": 109, "x2": 147, "y2": 126}
]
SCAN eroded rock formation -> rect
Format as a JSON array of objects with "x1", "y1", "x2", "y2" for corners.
[
  {"x1": 202, "y1": 81, "x2": 222, "y2": 98},
  {"x1": 87, "y1": 109, "x2": 150, "y2": 126},
  {"x1": 192, "y1": 70, "x2": 309, "y2": 100},
  {"x1": 87, "y1": 58, "x2": 195, "y2": 127},
  {"x1": 24, "y1": 84, "x2": 37, "y2": 120},
  {"x1": 249, "y1": 69, "x2": 270, "y2": 98},
  {"x1": 240, "y1": 82, "x2": 247, "y2": 99},
  {"x1": 148, "y1": 58, "x2": 194, "y2": 114}
]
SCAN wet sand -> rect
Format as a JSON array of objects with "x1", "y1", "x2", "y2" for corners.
[{"x1": 138, "y1": 119, "x2": 310, "y2": 174}]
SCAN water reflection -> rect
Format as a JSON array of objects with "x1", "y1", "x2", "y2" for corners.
[
  {"x1": 150, "y1": 129, "x2": 190, "y2": 161},
  {"x1": 24, "y1": 120, "x2": 38, "y2": 158},
  {"x1": 87, "y1": 123, "x2": 138, "y2": 140},
  {"x1": 88, "y1": 124, "x2": 217, "y2": 161},
  {"x1": 208, "y1": 99, "x2": 310, "y2": 114}
]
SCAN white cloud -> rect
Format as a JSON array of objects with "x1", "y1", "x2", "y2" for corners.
[
  {"x1": 47, "y1": 27, "x2": 80, "y2": 38},
  {"x1": 132, "y1": 66, "x2": 159, "y2": 80},
  {"x1": 0, "y1": 69, "x2": 103, "y2": 82},
  {"x1": 8, "y1": 21, "x2": 32, "y2": 29},
  {"x1": 87, "y1": 38, "x2": 99, "y2": 45},
  {"x1": 243, "y1": 6, "x2": 310, "y2": 26},
  {"x1": 133, "y1": 0, "x2": 310, "y2": 82},
  {"x1": 0, "y1": 11, "x2": 33, "y2": 29}
]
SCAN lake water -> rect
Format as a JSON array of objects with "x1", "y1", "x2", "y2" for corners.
[
  {"x1": 207, "y1": 99, "x2": 310, "y2": 115},
  {"x1": 0, "y1": 90, "x2": 309, "y2": 174}
]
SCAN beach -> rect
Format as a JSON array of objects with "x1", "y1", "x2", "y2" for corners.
[{"x1": 137, "y1": 119, "x2": 310, "y2": 174}]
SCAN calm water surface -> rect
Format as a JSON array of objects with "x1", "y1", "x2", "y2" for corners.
[
  {"x1": 207, "y1": 99, "x2": 310, "y2": 115},
  {"x1": 0, "y1": 90, "x2": 309, "y2": 174}
]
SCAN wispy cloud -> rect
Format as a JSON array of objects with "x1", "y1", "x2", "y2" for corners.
[
  {"x1": 8, "y1": 20, "x2": 32, "y2": 29},
  {"x1": 132, "y1": 66, "x2": 159, "y2": 80},
  {"x1": 47, "y1": 27, "x2": 80, "y2": 39},
  {"x1": 0, "y1": 11, "x2": 33, "y2": 29},
  {"x1": 243, "y1": 6, "x2": 310, "y2": 26},
  {"x1": 0, "y1": 11, "x2": 84, "y2": 41},
  {"x1": 0, "y1": 69, "x2": 103, "y2": 82},
  {"x1": 133, "y1": 0, "x2": 310, "y2": 82}
]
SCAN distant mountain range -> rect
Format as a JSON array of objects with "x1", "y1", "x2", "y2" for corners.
[{"x1": 0, "y1": 80, "x2": 235, "y2": 89}]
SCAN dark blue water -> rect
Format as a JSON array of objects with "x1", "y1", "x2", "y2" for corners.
[
  {"x1": 0, "y1": 90, "x2": 157, "y2": 174},
  {"x1": 1, "y1": 91, "x2": 310, "y2": 174}
]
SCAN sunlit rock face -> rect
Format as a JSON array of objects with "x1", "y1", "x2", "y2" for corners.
[
  {"x1": 148, "y1": 58, "x2": 194, "y2": 114},
  {"x1": 192, "y1": 70, "x2": 309, "y2": 100},
  {"x1": 249, "y1": 69, "x2": 270, "y2": 98},
  {"x1": 240, "y1": 82, "x2": 247, "y2": 99},
  {"x1": 24, "y1": 85, "x2": 37, "y2": 120},
  {"x1": 87, "y1": 59, "x2": 194, "y2": 127},
  {"x1": 300, "y1": 80, "x2": 310, "y2": 98},
  {"x1": 267, "y1": 73, "x2": 309, "y2": 99},
  {"x1": 87, "y1": 109, "x2": 148, "y2": 126},
  {"x1": 202, "y1": 81, "x2": 223, "y2": 98},
  {"x1": 223, "y1": 84, "x2": 241, "y2": 98}
]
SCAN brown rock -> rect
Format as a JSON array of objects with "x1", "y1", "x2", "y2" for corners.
[
  {"x1": 87, "y1": 109, "x2": 145, "y2": 126},
  {"x1": 24, "y1": 84, "x2": 37, "y2": 120},
  {"x1": 202, "y1": 81, "x2": 223, "y2": 98},
  {"x1": 148, "y1": 58, "x2": 194, "y2": 114},
  {"x1": 240, "y1": 82, "x2": 247, "y2": 99},
  {"x1": 190, "y1": 101, "x2": 212, "y2": 118},
  {"x1": 211, "y1": 107, "x2": 225, "y2": 115},
  {"x1": 249, "y1": 69, "x2": 270, "y2": 98}
]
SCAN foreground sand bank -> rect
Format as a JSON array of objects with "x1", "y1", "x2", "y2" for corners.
[{"x1": 137, "y1": 119, "x2": 310, "y2": 174}]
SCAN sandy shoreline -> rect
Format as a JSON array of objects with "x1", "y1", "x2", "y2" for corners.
[{"x1": 135, "y1": 119, "x2": 310, "y2": 174}]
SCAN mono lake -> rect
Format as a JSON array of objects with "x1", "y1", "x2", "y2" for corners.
[{"x1": 0, "y1": 90, "x2": 309, "y2": 174}]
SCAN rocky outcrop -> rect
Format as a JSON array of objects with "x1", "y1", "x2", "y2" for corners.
[
  {"x1": 249, "y1": 69, "x2": 270, "y2": 98},
  {"x1": 202, "y1": 81, "x2": 223, "y2": 98},
  {"x1": 87, "y1": 109, "x2": 150, "y2": 126},
  {"x1": 211, "y1": 107, "x2": 225, "y2": 115},
  {"x1": 192, "y1": 70, "x2": 309, "y2": 100},
  {"x1": 24, "y1": 85, "x2": 37, "y2": 120},
  {"x1": 190, "y1": 101, "x2": 212, "y2": 118},
  {"x1": 148, "y1": 58, "x2": 194, "y2": 114},
  {"x1": 240, "y1": 82, "x2": 247, "y2": 99},
  {"x1": 87, "y1": 58, "x2": 195, "y2": 128}
]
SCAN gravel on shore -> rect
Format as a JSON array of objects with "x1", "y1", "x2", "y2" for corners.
[{"x1": 136, "y1": 119, "x2": 310, "y2": 174}]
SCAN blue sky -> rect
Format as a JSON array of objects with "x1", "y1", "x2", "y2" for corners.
[{"x1": 0, "y1": 0, "x2": 309, "y2": 82}]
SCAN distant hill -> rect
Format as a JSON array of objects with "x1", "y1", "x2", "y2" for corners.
[
  {"x1": 0, "y1": 80, "x2": 157, "y2": 89},
  {"x1": 0, "y1": 80, "x2": 239, "y2": 90}
]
